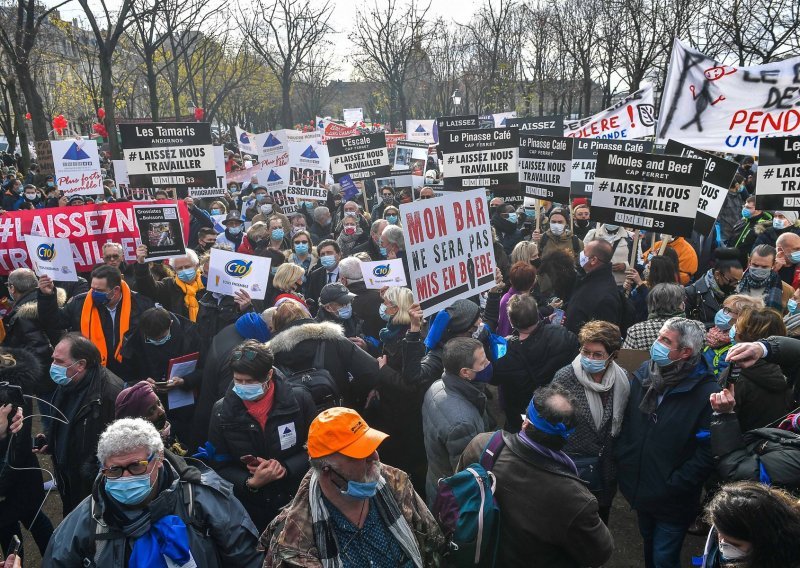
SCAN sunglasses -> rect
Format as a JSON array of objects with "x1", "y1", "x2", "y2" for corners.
[{"x1": 231, "y1": 349, "x2": 258, "y2": 361}]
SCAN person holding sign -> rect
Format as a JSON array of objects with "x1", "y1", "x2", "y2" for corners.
[
  {"x1": 134, "y1": 246, "x2": 206, "y2": 322},
  {"x1": 217, "y1": 212, "x2": 245, "y2": 252}
]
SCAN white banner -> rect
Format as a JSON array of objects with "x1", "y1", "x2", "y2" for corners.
[
  {"x1": 406, "y1": 120, "x2": 435, "y2": 143},
  {"x1": 51, "y1": 139, "x2": 103, "y2": 197},
  {"x1": 255, "y1": 129, "x2": 290, "y2": 167},
  {"x1": 188, "y1": 146, "x2": 228, "y2": 198},
  {"x1": 343, "y1": 108, "x2": 364, "y2": 125},
  {"x1": 360, "y1": 259, "x2": 408, "y2": 289},
  {"x1": 286, "y1": 141, "x2": 330, "y2": 200},
  {"x1": 492, "y1": 111, "x2": 517, "y2": 127},
  {"x1": 207, "y1": 248, "x2": 271, "y2": 300},
  {"x1": 565, "y1": 84, "x2": 656, "y2": 140},
  {"x1": 235, "y1": 126, "x2": 259, "y2": 156},
  {"x1": 24, "y1": 234, "x2": 78, "y2": 281},
  {"x1": 657, "y1": 38, "x2": 800, "y2": 153}
]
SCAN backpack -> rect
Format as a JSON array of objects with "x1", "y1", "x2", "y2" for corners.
[
  {"x1": 432, "y1": 430, "x2": 505, "y2": 567},
  {"x1": 278, "y1": 342, "x2": 342, "y2": 412}
]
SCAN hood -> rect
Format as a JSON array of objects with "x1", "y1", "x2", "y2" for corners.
[
  {"x1": 267, "y1": 320, "x2": 344, "y2": 354},
  {"x1": 0, "y1": 346, "x2": 42, "y2": 392},
  {"x1": 15, "y1": 287, "x2": 67, "y2": 319},
  {"x1": 743, "y1": 360, "x2": 789, "y2": 393}
]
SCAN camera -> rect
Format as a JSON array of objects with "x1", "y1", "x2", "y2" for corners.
[{"x1": 0, "y1": 381, "x2": 24, "y2": 424}]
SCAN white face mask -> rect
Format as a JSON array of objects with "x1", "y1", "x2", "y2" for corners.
[
  {"x1": 579, "y1": 250, "x2": 590, "y2": 268},
  {"x1": 550, "y1": 222, "x2": 565, "y2": 235},
  {"x1": 718, "y1": 539, "x2": 750, "y2": 561}
]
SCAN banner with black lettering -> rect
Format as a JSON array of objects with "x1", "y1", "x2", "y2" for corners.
[
  {"x1": 755, "y1": 135, "x2": 800, "y2": 210},
  {"x1": 439, "y1": 127, "x2": 520, "y2": 196},
  {"x1": 591, "y1": 151, "x2": 705, "y2": 237},
  {"x1": 119, "y1": 123, "x2": 215, "y2": 188},
  {"x1": 328, "y1": 133, "x2": 390, "y2": 182},
  {"x1": 519, "y1": 135, "x2": 573, "y2": 202},
  {"x1": 287, "y1": 141, "x2": 330, "y2": 200},
  {"x1": 433, "y1": 115, "x2": 480, "y2": 143},
  {"x1": 400, "y1": 188, "x2": 496, "y2": 316},
  {"x1": 571, "y1": 139, "x2": 653, "y2": 198},
  {"x1": 664, "y1": 140, "x2": 739, "y2": 235},
  {"x1": 507, "y1": 115, "x2": 564, "y2": 136}
]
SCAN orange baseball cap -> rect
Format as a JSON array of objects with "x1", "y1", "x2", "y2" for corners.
[{"x1": 307, "y1": 407, "x2": 388, "y2": 459}]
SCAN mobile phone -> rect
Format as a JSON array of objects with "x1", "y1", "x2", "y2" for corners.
[
  {"x1": 9, "y1": 534, "x2": 20, "y2": 556},
  {"x1": 152, "y1": 380, "x2": 170, "y2": 387},
  {"x1": 240, "y1": 454, "x2": 259, "y2": 466},
  {"x1": 34, "y1": 433, "x2": 47, "y2": 450},
  {"x1": 551, "y1": 309, "x2": 565, "y2": 326},
  {"x1": 727, "y1": 364, "x2": 741, "y2": 388}
]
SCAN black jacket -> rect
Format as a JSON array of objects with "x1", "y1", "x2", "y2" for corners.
[
  {"x1": 207, "y1": 378, "x2": 316, "y2": 532},
  {"x1": 195, "y1": 290, "x2": 252, "y2": 354},
  {"x1": 347, "y1": 281, "x2": 384, "y2": 339},
  {"x1": 134, "y1": 263, "x2": 197, "y2": 319},
  {"x1": 306, "y1": 265, "x2": 337, "y2": 314},
  {"x1": 684, "y1": 274, "x2": 725, "y2": 328},
  {"x1": 565, "y1": 263, "x2": 621, "y2": 334},
  {"x1": 48, "y1": 365, "x2": 124, "y2": 516},
  {"x1": 723, "y1": 360, "x2": 793, "y2": 432},
  {"x1": 309, "y1": 221, "x2": 332, "y2": 245},
  {"x1": 351, "y1": 238, "x2": 382, "y2": 262}
]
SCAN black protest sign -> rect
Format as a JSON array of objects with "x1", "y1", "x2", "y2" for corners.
[
  {"x1": 507, "y1": 115, "x2": 565, "y2": 137},
  {"x1": 133, "y1": 204, "x2": 187, "y2": 261},
  {"x1": 433, "y1": 115, "x2": 480, "y2": 143},
  {"x1": 119, "y1": 123, "x2": 215, "y2": 189},
  {"x1": 571, "y1": 139, "x2": 653, "y2": 199},
  {"x1": 591, "y1": 151, "x2": 705, "y2": 237},
  {"x1": 665, "y1": 140, "x2": 739, "y2": 236},
  {"x1": 327, "y1": 133, "x2": 390, "y2": 182},
  {"x1": 518, "y1": 135, "x2": 573, "y2": 202},
  {"x1": 755, "y1": 136, "x2": 800, "y2": 211},
  {"x1": 439, "y1": 127, "x2": 520, "y2": 196}
]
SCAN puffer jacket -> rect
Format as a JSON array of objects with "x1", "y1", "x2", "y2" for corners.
[
  {"x1": 725, "y1": 359, "x2": 794, "y2": 432},
  {"x1": 42, "y1": 452, "x2": 263, "y2": 568}
]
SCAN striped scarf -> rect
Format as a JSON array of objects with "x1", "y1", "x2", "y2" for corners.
[
  {"x1": 737, "y1": 268, "x2": 784, "y2": 311},
  {"x1": 308, "y1": 470, "x2": 423, "y2": 568}
]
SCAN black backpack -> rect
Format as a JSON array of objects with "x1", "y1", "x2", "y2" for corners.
[{"x1": 278, "y1": 342, "x2": 342, "y2": 412}]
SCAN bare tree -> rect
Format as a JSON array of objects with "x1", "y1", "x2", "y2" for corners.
[{"x1": 294, "y1": 47, "x2": 339, "y2": 124}]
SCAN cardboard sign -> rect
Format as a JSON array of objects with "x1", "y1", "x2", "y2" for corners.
[
  {"x1": 400, "y1": 188, "x2": 496, "y2": 316},
  {"x1": 207, "y1": 248, "x2": 271, "y2": 300},
  {"x1": 393, "y1": 140, "x2": 428, "y2": 174},
  {"x1": 664, "y1": 140, "x2": 740, "y2": 235},
  {"x1": 343, "y1": 108, "x2": 364, "y2": 124},
  {"x1": 591, "y1": 151, "x2": 705, "y2": 237},
  {"x1": 133, "y1": 204, "x2": 187, "y2": 261},
  {"x1": 360, "y1": 259, "x2": 408, "y2": 289},
  {"x1": 328, "y1": 133, "x2": 390, "y2": 182},
  {"x1": 506, "y1": 115, "x2": 565, "y2": 136},
  {"x1": 255, "y1": 129, "x2": 291, "y2": 168},
  {"x1": 565, "y1": 84, "x2": 656, "y2": 140},
  {"x1": 286, "y1": 141, "x2": 330, "y2": 200},
  {"x1": 119, "y1": 122, "x2": 215, "y2": 188},
  {"x1": 519, "y1": 135, "x2": 573, "y2": 202},
  {"x1": 235, "y1": 126, "x2": 259, "y2": 156},
  {"x1": 571, "y1": 139, "x2": 653, "y2": 198},
  {"x1": 24, "y1": 234, "x2": 78, "y2": 281},
  {"x1": 51, "y1": 139, "x2": 103, "y2": 196},
  {"x1": 439, "y1": 127, "x2": 520, "y2": 196},
  {"x1": 755, "y1": 135, "x2": 800, "y2": 210}
]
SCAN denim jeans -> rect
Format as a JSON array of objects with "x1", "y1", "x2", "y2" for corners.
[{"x1": 637, "y1": 512, "x2": 690, "y2": 568}]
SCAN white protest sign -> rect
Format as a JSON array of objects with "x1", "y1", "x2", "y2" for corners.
[
  {"x1": 406, "y1": 120, "x2": 435, "y2": 143},
  {"x1": 658, "y1": 39, "x2": 800, "y2": 153},
  {"x1": 360, "y1": 259, "x2": 407, "y2": 289},
  {"x1": 235, "y1": 126, "x2": 260, "y2": 156},
  {"x1": 343, "y1": 108, "x2": 364, "y2": 125},
  {"x1": 393, "y1": 140, "x2": 428, "y2": 173},
  {"x1": 565, "y1": 84, "x2": 656, "y2": 140},
  {"x1": 188, "y1": 146, "x2": 228, "y2": 198},
  {"x1": 207, "y1": 248, "x2": 271, "y2": 300},
  {"x1": 400, "y1": 188, "x2": 497, "y2": 316},
  {"x1": 24, "y1": 234, "x2": 78, "y2": 281},
  {"x1": 255, "y1": 129, "x2": 290, "y2": 167},
  {"x1": 51, "y1": 139, "x2": 103, "y2": 197},
  {"x1": 287, "y1": 141, "x2": 330, "y2": 200},
  {"x1": 492, "y1": 111, "x2": 517, "y2": 127}
]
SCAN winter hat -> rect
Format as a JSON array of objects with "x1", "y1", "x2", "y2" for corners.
[
  {"x1": 778, "y1": 211, "x2": 798, "y2": 225},
  {"x1": 115, "y1": 381, "x2": 159, "y2": 419}
]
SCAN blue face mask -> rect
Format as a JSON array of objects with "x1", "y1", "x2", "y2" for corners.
[
  {"x1": 233, "y1": 382, "x2": 265, "y2": 401},
  {"x1": 211, "y1": 208, "x2": 222, "y2": 215},
  {"x1": 146, "y1": 332, "x2": 171, "y2": 346},
  {"x1": 386, "y1": 215, "x2": 398, "y2": 224},
  {"x1": 471, "y1": 362, "x2": 493, "y2": 383},
  {"x1": 271, "y1": 228, "x2": 285, "y2": 241},
  {"x1": 774, "y1": 218, "x2": 787, "y2": 230},
  {"x1": 295, "y1": 243, "x2": 309, "y2": 255},
  {"x1": 255, "y1": 193, "x2": 267, "y2": 203},
  {"x1": 792, "y1": 251, "x2": 800, "y2": 265},
  {"x1": 604, "y1": 224, "x2": 620, "y2": 232},
  {"x1": 303, "y1": 201, "x2": 314, "y2": 210},
  {"x1": 741, "y1": 208, "x2": 752, "y2": 219},
  {"x1": 379, "y1": 303, "x2": 392, "y2": 321},
  {"x1": 329, "y1": 467, "x2": 378, "y2": 500},
  {"x1": 650, "y1": 340, "x2": 674, "y2": 367},
  {"x1": 177, "y1": 268, "x2": 196, "y2": 283},
  {"x1": 91, "y1": 289, "x2": 111, "y2": 306},
  {"x1": 506, "y1": 213, "x2": 518, "y2": 224},
  {"x1": 338, "y1": 304, "x2": 353, "y2": 320},
  {"x1": 379, "y1": 246, "x2": 388, "y2": 258},
  {"x1": 714, "y1": 309, "x2": 732, "y2": 331},
  {"x1": 729, "y1": 325, "x2": 737, "y2": 344},
  {"x1": 788, "y1": 299, "x2": 798, "y2": 314},
  {"x1": 50, "y1": 360, "x2": 79, "y2": 386},
  {"x1": 228, "y1": 225, "x2": 243, "y2": 235},
  {"x1": 580, "y1": 356, "x2": 608, "y2": 374},
  {"x1": 321, "y1": 255, "x2": 336, "y2": 268},
  {"x1": 105, "y1": 472, "x2": 155, "y2": 506}
]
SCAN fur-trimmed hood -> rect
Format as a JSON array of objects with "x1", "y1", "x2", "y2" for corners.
[
  {"x1": 752, "y1": 218, "x2": 796, "y2": 236},
  {"x1": 0, "y1": 346, "x2": 43, "y2": 392},
  {"x1": 267, "y1": 319, "x2": 344, "y2": 354},
  {"x1": 14, "y1": 287, "x2": 67, "y2": 320}
]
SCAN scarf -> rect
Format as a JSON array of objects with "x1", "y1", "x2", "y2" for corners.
[
  {"x1": 737, "y1": 268, "x2": 784, "y2": 311},
  {"x1": 638, "y1": 356, "x2": 699, "y2": 415},
  {"x1": 517, "y1": 430, "x2": 578, "y2": 475},
  {"x1": 379, "y1": 323, "x2": 407, "y2": 345},
  {"x1": 80, "y1": 280, "x2": 132, "y2": 366},
  {"x1": 173, "y1": 274, "x2": 204, "y2": 322},
  {"x1": 308, "y1": 470, "x2": 423, "y2": 568},
  {"x1": 129, "y1": 515, "x2": 194, "y2": 568},
  {"x1": 704, "y1": 269, "x2": 726, "y2": 301},
  {"x1": 337, "y1": 228, "x2": 363, "y2": 256},
  {"x1": 570, "y1": 356, "x2": 630, "y2": 436},
  {"x1": 705, "y1": 326, "x2": 731, "y2": 349}
]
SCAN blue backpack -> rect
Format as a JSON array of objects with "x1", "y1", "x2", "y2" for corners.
[{"x1": 432, "y1": 431, "x2": 505, "y2": 567}]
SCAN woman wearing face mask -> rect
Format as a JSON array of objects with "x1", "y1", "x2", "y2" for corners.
[
  {"x1": 701, "y1": 295, "x2": 763, "y2": 379},
  {"x1": 571, "y1": 202, "x2": 592, "y2": 240},
  {"x1": 701, "y1": 481, "x2": 800, "y2": 568},
  {"x1": 551, "y1": 321, "x2": 630, "y2": 526},
  {"x1": 534, "y1": 208, "x2": 584, "y2": 260},
  {"x1": 383, "y1": 205, "x2": 402, "y2": 227},
  {"x1": 207, "y1": 200, "x2": 227, "y2": 217},
  {"x1": 207, "y1": 340, "x2": 316, "y2": 532},
  {"x1": 336, "y1": 215, "x2": 366, "y2": 256},
  {"x1": 286, "y1": 230, "x2": 317, "y2": 276},
  {"x1": 264, "y1": 214, "x2": 291, "y2": 251},
  {"x1": 266, "y1": 263, "x2": 306, "y2": 307},
  {"x1": 685, "y1": 248, "x2": 745, "y2": 327},
  {"x1": 491, "y1": 203, "x2": 524, "y2": 255}
]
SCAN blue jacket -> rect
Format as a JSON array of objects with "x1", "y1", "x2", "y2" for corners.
[{"x1": 615, "y1": 360, "x2": 720, "y2": 522}]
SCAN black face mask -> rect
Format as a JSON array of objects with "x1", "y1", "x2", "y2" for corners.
[
  {"x1": 154, "y1": 413, "x2": 167, "y2": 431},
  {"x1": 720, "y1": 284, "x2": 736, "y2": 295},
  {"x1": 575, "y1": 219, "x2": 590, "y2": 228}
]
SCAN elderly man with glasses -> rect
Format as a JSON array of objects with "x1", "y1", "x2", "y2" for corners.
[{"x1": 102, "y1": 241, "x2": 138, "y2": 292}]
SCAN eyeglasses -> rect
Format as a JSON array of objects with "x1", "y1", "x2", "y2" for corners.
[
  {"x1": 722, "y1": 307, "x2": 740, "y2": 317},
  {"x1": 294, "y1": 240, "x2": 309, "y2": 245},
  {"x1": 104, "y1": 254, "x2": 121, "y2": 260},
  {"x1": 420, "y1": 195, "x2": 433, "y2": 200},
  {"x1": 231, "y1": 349, "x2": 259, "y2": 361},
  {"x1": 580, "y1": 348, "x2": 609, "y2": 360},
  {"x1": 101, "y1": 454, "x2": 155, "y2": 479}
]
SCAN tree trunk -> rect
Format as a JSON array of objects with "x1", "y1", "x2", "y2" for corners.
[
  {"x1": 14, "y1": 64, "x2": 48, "y2": 141},
  {"x1": 8, "y1": 79, "x2": 30, "y2": 172},
  {"x1": 583, "y1": 69, "x2": 593, "y2": 116},
  {"x1": 99, "y1": 50, "x2": 121, "y2": 159},
  {"x1": 146, "y1": 57, "x2": 159, "y2": 121},
  {"x1": 281, "y1": 79, "x2": 293, "y2": 127}
]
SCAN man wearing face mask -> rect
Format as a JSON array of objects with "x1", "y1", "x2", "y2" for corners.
[
  {"x1": 736, "y1": 244, "x2": 793, "y2": 311},
  {"x1": 775, "y1": 231, "x2": 800, "y2": 288},
  {"x1": 615, "y1": 318, "x2": 719, "y2": 568},
  {"x1": 19, "y1": 184, "x2": 43, "y2": 209},
  {"x1": 134, "y1": 246, "x2": 205, "y2": 322},
  {"x1": 207, "y1": 340, "x2": 315, "y2": 532},
  {"x1": 565, "y1": 239, "x2": 624, "y2": 334},
  {"x1": 584, "y1": 222, "x2": 634, "y2": 286},
  {"x1": 262, "y1": 407, "x2": 446, "y2": 567},
  {"x1": 370, "y1": 186, "x2": 395, "y2": 221},
  {"x1": 216, "y1": 211, "x2": 245, "y2": 251},
  {"x1": 306, "y1": 240, "x2": 342, "y2": 315},
  {"x1": 316, "y1": 282, "x2": 363, "y2": 338},
  {"x1": 754, "y1": 210, "x2": 800, "y2": 249},
  {"x1": 36, "y1": 333, "x2": 124, "y2": 515},
  {"x1": 44, "y1": 418, "x2": 264, "y2": 567},
  {"x1": 352, "y1": 219, "x2": 388, "y2": 261},
  {"x1": 244, "y1": 186, "x2": 271, "y2": 220},
  {"x1": 1, "y1": 178, "x2": 22, "y2": 211},
  {"x1": 309, "y1": 206, "x2": 333, "y2": 245},
  {"x1": 491, "y1": 203, "x2": 524, "y2": 255}
]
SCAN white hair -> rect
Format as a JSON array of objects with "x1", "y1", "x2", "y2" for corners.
[
  {"x1": 661, "y1": 316, "x2": 705, "y2": 355},
  {"x1": 381, "y1": 225, "x2": 405, "y2": 249},
  {"x1": 168, "y1": 248, "x2": 199, "y2": 268},
  {"x1": 97, "y1": 418, "x2": 164, "y2": 466},
  {"x1": 102, "y1": 242, "x2": 124, "y2": 254},
  {"x1": 338, "y1": 256, "x2": 363, "y2": 282},
  {"x1": 313, "y1": 206, "x2": 330, "y2": 222}
]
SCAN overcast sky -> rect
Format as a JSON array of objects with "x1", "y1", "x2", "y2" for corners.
[{"x1": 45, "y1": 0, "x2": 481, "y2": 81}]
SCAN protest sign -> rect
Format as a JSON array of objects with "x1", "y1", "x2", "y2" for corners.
[
  {"x1": 328, "y1": 133, "x2": 390, "y2": 182},
  {"x1": 287, "y1": 141, "x2": 330, "y2": 200},
  {"x1": 664, "y1": 140, "x2": 740, "y2": 235},
  {"x1": 207, "y1": 248, "x2": 270, "y2": 300},
  {"x1": 565, "y1": 84, "x2": 656, "y2": 140},
  {"x1": 119, "y1": 122, "x2": 215, "y2": 188},
  {"x1": 393, "y1": 140, "x2": 428, "y2": 174},
  {"x1": 188, "y1": 146, "x2": 227, "y2": 198},
  {"x1": 433, "y1": 115, "x2": 480, "y2": 144},
  {"x1": 519, "y1": 135, "x2": 573, "y2": 203},
  {"x1": 360, "y1": 259, "x2": 408, "y2": 289},
  {"x1": 287, "y1": 130, "x2": 322, "y2": 144},
  {"x1": 133, "y1": 204, "x2": 186, "y2": 261},
  {"x1": 256, "y1": 165, "x2": 292, "y2": 206},
  {"x1": 317, "y1": 118, "x2": 361, "y2": 141},
  {"x1": 439, "y1": 127, "x2": 520, "y2": 196},
  {"x1": 755, "y1": 135, "x2": 800, "y2": 210},
  {"x1": 400, "y1": 188, "x2": 496, "y2": 315},
  {"x1": 255, "y1": 129, "x2": 291, "y2": 168},
  {"x1": 658, "y1": 39, "x2": 800, "y2": 153},
  {"x1": 0, "y1": 202, "x2": 189, "y2": 275},
  {"x1": 340, "y1": 174, "x2": 359, "y2": 201},
  {"x1": 591, "y1": 151, "x2": 705, "y2": 237},
  {"x1": 376, "y1": 168, "x2": 422, "y2": 202},
  {"x1": 506, "y1": 115, "x2": 565, "y2": 136},
  {"x1": 385, "y1": 133, "x2": 406, "y2": 151},
  {"x1": 406, "y1": 120, "x2": 435, "y2": 143},
  {"x1": 235, "y1": 126, "x2": 259, "y2": 156},
  {"x1": 571, "y1": 139, "x2": 653, "y2": 198},
  {"x1": 343, "y1": 108, "x2": 364, "y2": 124},
  {"x1": 491, "y1": 112, "x2": 517, "y2": 127},
  {"x1": 24, "y1": 235, "x2": 78, "y2": 281},
  {"x1": 52, "y1": 139, "x2": 103, "y2": 197}
]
